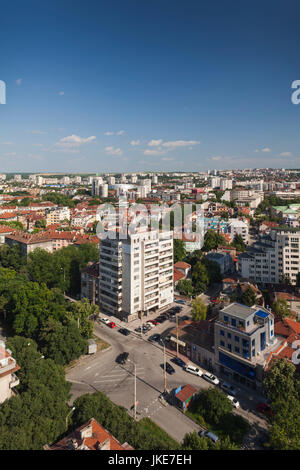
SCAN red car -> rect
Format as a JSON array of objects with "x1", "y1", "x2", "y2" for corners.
[
  {"x1": 256, "y1": 403, "x2": 273, "y2": 416},
  {"x1": 211, "y1": 297, "x2": 218, "y2": 303},
  {"x1": 108, "y1": 321, "x2": 117, "y2": 329},
  {"x1": 148, "y1": 319, "x2": 159, "y2": 325}
]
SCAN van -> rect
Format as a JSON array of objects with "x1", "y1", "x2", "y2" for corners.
[{"x1": 184, "y1": 364, "x2": 203, "y2": 377}]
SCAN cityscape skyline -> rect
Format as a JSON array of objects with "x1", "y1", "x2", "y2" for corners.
[{"x1": 1, "y1": 0, "x2": 300, "y2": 173}]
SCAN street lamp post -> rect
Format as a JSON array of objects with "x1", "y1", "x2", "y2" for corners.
[
  {"x1": 65, "y1": 406, "x2": 75, "y2": 430},
  {"x1": 128, "y1": 359, "x2": 137, "y2": 420}
]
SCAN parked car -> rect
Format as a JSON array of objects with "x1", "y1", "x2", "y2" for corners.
[
  {"x1": 175, "y1": 299, "x2": 186, "y2": 304},
  {"x1": 256, "y1": 403, "x2": 273, "y2": 416},
  {"x1": 171, "y1": 357, "x2": 186, "y2": 367},
  {"x1": 119, "y1": 328, "x2": 130, "y2": 336},
  {"x1": 198, "y1": 430, "x2": 219, "y2": 444},
  {"x1": 161, "y1": 362, "x2": 175, "y2": 375},
  {"x1": 211, "y1": 297, "x2": 218, "y2": 303},
  {"x1": 227, "y1": 395, "x2": 240, "y2": 408},
  {"x1": 202, "y1": 372, "x2": 220, "y2": 385},
  {"x1": 184, "y1": 364, "x2": 203, "y2": 377},
  {"x1": 181, "y1": 315, "x2": 189, "y2": 321},
  {"x1": 221, "y1": 381, "x2": 238, "y2": 397},
  {"x1": 108, "y1": 321, "x2": 117, "y2": 328},
  {"x1": 148, "y1": 333, "x2": 161, "y2": 342},
  {"x1": 147, "y1": 319, "x2": 159, "y2": 325},
  {"x1": 100, "y1": 317, "x2": 110, "y2": 325},
  {"x1": 116, "y1": 352, "x2": 129, "y2": 364}
]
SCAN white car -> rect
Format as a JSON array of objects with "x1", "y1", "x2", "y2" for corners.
[
  {"x1": 184, "y1": 364, "x2": 203, "y2": 377},
  {"x1": 202, "y1": 372, "x2": 220, "y2": 385},
  {"x1": 227, "y1": 395, "x2": 240, "y2": 408},
  {"x1": 100, "y1": 318, "x2": 110, "y2": 325}
]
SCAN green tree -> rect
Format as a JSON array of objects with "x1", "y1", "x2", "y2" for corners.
[
  {"x1": 191, "y1": 388, "x2": 232, "y2": 425},
  {"x1": 38, "y1": 318, "x2": 87, "y2": 365},
  {"x1": 191, "y1": 297, "x2": 207, "y2": 321},
  {"x1": 272, "y1": 299, "x2": 291, "y2": 318},
  {"x1": 263, "y1": 358, "x2": 296, "y2": 403},
  {"x1": 173, "y1": 239, "x2": 186, "y2": 263},
  {"x1": 269, "y1": 398, "x2": 300, "y2": 450},
  {"x1": 240, "y1": 286, "x2": 257, "y2": 307},
  {"x1": 231, "y1": 233, "x2": 246, "y2": 252},
  {"x1": 176, "y1": 279, "x2": 194, "y2": 297},
  {"x1": 182, "y1": 432, "x2": 210, "y2": 450},
  {"x1": 192, "y1": 261, "x2": 210, "y2": 294},
  {"x1": 67, "y1": 298, "x2": 97, "y2": 339}
]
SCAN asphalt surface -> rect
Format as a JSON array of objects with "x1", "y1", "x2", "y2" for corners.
[{"x1": 66, "y1": 302, "x2": 269, "y2": 445}]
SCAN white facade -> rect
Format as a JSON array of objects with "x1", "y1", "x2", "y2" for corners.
[
  {"x1": 227, "y1": 218, "x2": 249, "y2": 243},
  {"x1": 99, "y1": 230, "x2": 173, "y2": 321}
]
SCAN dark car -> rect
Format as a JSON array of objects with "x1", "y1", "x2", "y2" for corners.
[
  {"x1": 148, "y1": 333, "x2": 161, "y2": 342},
  {"x1": 256, "y1": 403, "x2": 273, "y2": 417},
  {"x1": 171, "y1": 357, "x2": 186, "y2": 367},
  {"x1": 181, "y1": 315, "x2": 189, "y2": 321},
  {"x1": 116, "y1": 352, "x2": 129, "y2": 364},
  {"x1": 161, "y1": 362, "x2": 175, "y2": 375},
  {"x1": 119, "y1": 328, "x2": 130, "y2": 336}
]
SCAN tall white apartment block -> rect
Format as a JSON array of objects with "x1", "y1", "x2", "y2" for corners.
[
  {"x1": 99, "y1": 183, "x2": 108, "y2": 198},
  {"x1": 238, "y1": 228, "x2": 300, "y2": 285},
  {"x1": 108, "y1": 176, "x2": 116, "y2": 185},
  {"x1": 99, "y1": 230, "x2": 174, "y2": 321},
  {"x1": 227, "y1": 218, "x2": 249, "y2": 243},
  {"x1": 92, "y1": 177, "x2": 104, "y2": 196},
  {"x1": 220, "y1": 178, "x2": 233, "y2": 190}
]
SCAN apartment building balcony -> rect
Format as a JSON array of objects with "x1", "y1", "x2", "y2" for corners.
[
  {"x1": 144, "y1": 271, "x2": 159, "y2": 280},
  {"x1": 144, "y1": 250, "x2": 159, "y2": 259},
  {"x1": 9, "y1": 373, "x2": 20, "y2": 389},
  {"x1": 159, "y1": 263, "x2": 173, "y2": 272},
  {"x1": 159, "y1": 257, "x2": 173, "y2": 265}
]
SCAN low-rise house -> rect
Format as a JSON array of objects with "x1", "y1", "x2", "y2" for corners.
[
  {"x1": 205, "y1": 250, "x2": 235, "y2": 275},
  {"x1": 270, "y1": 291, "x2": 300, "y2": 320},
  {"x1": 173, "y1": 261, "x2": 191, "y2": 278},
  {"x1": 171, "y1": 384, "x2": 197, "y2": 412},
  {"x1": 168, "y1": 319, "x2": 215, "y2": 371},
  {"x1": 0, "y1": 341, "x2": 20, "y2": 404},
  {"x1": 46, "y1": 418, "x2": 133, "y2": 450}
]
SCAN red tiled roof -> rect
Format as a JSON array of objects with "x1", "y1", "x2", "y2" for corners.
[
  {"x1": 174, "y1": 261, "x2": 191, "y2": 270},
  {"x1": 48, "y1": 418, "x2": 131, "y2": 450},
  {"x1": 174, "y1": 268, "x2": 185, "y2": 283},
  {"x1": 175, "y1": 384, "x2": 197, "y2": 403}
]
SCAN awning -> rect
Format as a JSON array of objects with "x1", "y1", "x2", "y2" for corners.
[{"x1": 170, "y1": 336, "x2": 186, "y2": 347}]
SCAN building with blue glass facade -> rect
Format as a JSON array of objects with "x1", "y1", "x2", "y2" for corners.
[{"x1": 214, "y1": 303, "x2": 276, "y2": 391}]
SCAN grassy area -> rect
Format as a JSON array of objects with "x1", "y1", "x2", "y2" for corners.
[
  {"x1": 93, "y1": 334, "x2": 110, "y2": 352},
  {"x1": 186, "y1": 409, "x2": 250, "y2": 447},
  {"x1": 138, "y1": 417, "x2": 181, "y2": 449}
]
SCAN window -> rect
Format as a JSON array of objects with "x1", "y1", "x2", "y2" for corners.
[
  {"x1": 220, "y1": 330, "x2": 224, "y2": 336},
  {"x1": 227, "y1": 332, "x2": 231, "y2": 339},
  {"x1": 227, "y1": 344, "x2": 232, "y2": 352},
  {"x1": 234, "y1": 335, "x2": 239, "y2": 342},
  {"x1": 235, "y1": 346, "x2": 240, "y2": 353},
  {"x1": 252, "y1": 339, "x2": 255, "y2": 346},
  {"x1": 220, "y1": 340, "x2": 225, "y2": 347},
  {"x1": 224, "y1": 315, "x2": 229, "y2": 322},
  {"x1": 231, "y1": 318, "x2": 236, "y2": 327}
]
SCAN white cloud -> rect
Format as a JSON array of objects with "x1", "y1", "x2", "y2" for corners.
[
  {"x1": 55, "y1": 134, "x2": 96, "y2": 152},
  {"x1": 1, "y1": 141, "x2": 13, "y2": 145},
  {"x1": 143, "y1": 149, "x2": 166, "y2": 156},
  {"x1": 31, "y1": 130, "x2": 46, "y2": 135},
  {"x1": 148, "y1": 139, "x2": 163, "y2": 147},
  {"x1": 130, "y1": 140, "x2": 141, "y2": 146},
  {"x1": 211, "y1": 156, "x2": 222, "y2": 161},
  {"x1": 255, "y1": 147, "x2": 271, "y2": 153},
  {"x1": 105, "y1": 146, "x2": 123, "y2": 156},
  {"x1": 279, "y1": 152, "x2": 292, "y2": 157},
  {"x1": 162, "y1": 140, "x2": 200, "y2": 148},
  {"x1": 16, "y1": 78, "x2": 22, "y2": 86},
  {"x1": 161, "y1": 157, "x2": 174, "y2": 161},
  {"x1": 104, "y1": 130, "x2": 125, "y2": 136}
]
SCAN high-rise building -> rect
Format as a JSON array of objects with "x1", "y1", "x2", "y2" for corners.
[{"x1": 99, "y1": 230, "x2": 173, "y2": 321}]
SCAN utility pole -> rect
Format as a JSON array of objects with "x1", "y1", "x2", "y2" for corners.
[
  {"x1": 176, "y1": 314, "x2": 179, "y2": 358},
  {"x1": 163, "y1": 342, "x2": 167, "y2": 394},
  {"x1": 128, "y1": 359, "x2": 137, "y2": 420},
  {"x1": 134, "y1": 362, "x2": 137, "y2": 420}
]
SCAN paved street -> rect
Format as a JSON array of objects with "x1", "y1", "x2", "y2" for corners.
[{"x1": 66, "y1": 304, "x2": 269, "y2": 445}]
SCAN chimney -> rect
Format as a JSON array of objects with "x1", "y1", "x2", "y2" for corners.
[
  {"x1": 80, "y1": 422, "x2": 93, "y2": 440},
  {"x1": 97, "y1": 438, "x2": 110, "y2": 451}
]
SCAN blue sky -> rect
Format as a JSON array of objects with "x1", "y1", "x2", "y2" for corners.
[{"x1": 1, "y1": 0, "x2": 300, "y2": 172}]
